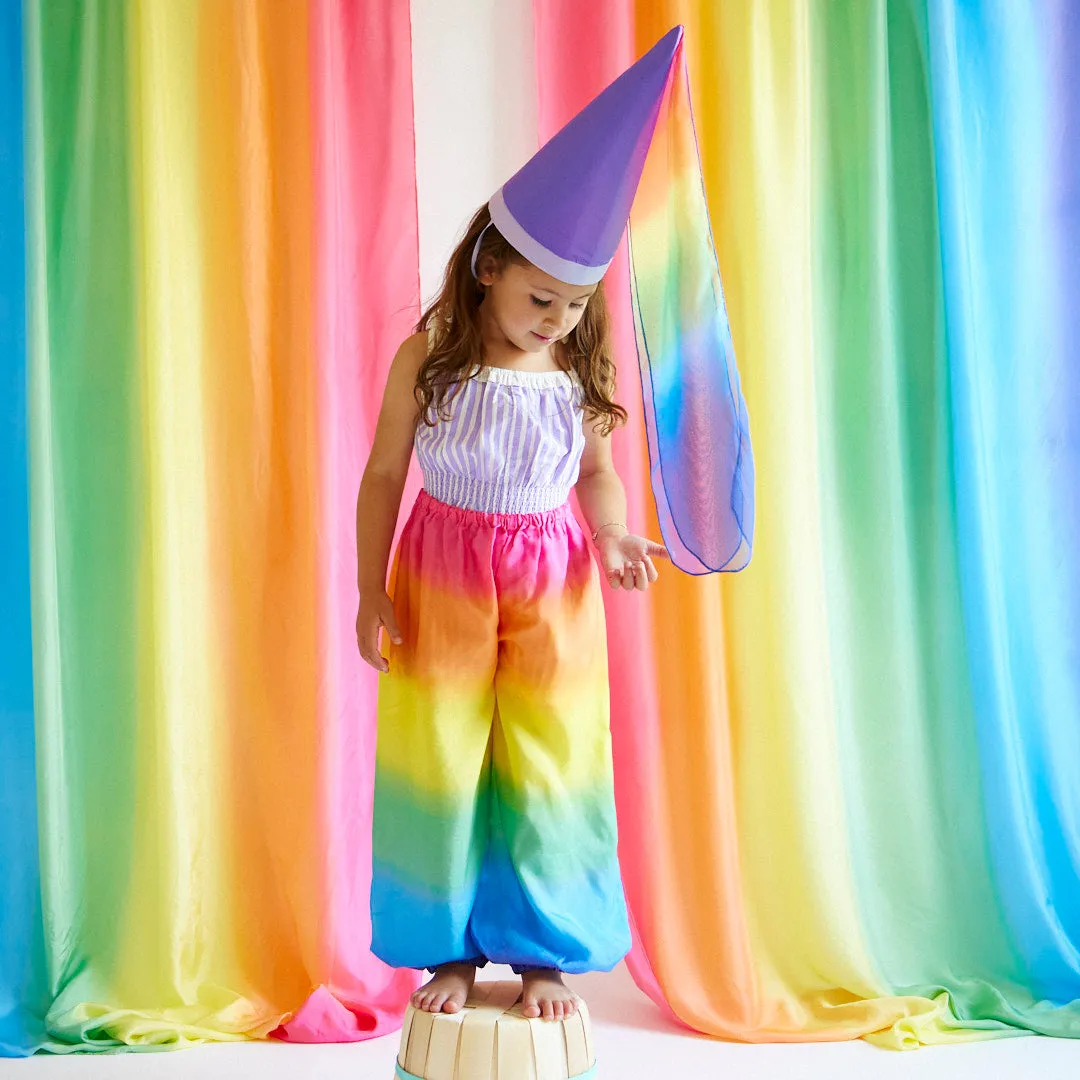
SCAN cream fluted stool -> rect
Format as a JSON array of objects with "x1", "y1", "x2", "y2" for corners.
[{"x1": 395, "y1": 980, "x2": 596, "y2": 1080}]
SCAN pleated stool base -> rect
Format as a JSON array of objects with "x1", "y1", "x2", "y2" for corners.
[{"x1": 395, "y1": 980, "x2": 597, "y2": 1080}]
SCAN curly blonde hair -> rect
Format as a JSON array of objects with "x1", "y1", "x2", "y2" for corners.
[{"x1": 415, "y1": 203, "x2": 628, "y2": 436}]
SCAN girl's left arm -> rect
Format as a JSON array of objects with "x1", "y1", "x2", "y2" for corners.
[{"x1": 575, "y1": 415, "x2": 669, "y2": 591}]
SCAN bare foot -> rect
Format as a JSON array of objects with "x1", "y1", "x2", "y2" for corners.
[
  {"x1": 520, "y1": 969, "x2": 579, "y2": 1022},
  {"x1": 410, "y1": 962, "x2": 476, "y2": 1014}
]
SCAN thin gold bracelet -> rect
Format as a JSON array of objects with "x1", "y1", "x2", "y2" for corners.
[{"x1": 591, "y1": 521, "x2": 627, "y2": 542}]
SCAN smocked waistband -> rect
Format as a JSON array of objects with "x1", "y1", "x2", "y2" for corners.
[{"x1": 422, "y1": 471, "x2": 572, "y2": 518}]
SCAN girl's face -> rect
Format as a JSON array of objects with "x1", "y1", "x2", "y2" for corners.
[{"x1": 478, "y1": 259, "x2": 596, "y2": 354}]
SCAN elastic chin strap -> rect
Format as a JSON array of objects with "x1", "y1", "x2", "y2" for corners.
[{"x1": 470, "y1": 221, "x2": 493, "y2": 279}]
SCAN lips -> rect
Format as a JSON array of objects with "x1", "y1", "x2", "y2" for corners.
[{"x1": 532, "y1": 332, "x2": 553, "y2": 342}]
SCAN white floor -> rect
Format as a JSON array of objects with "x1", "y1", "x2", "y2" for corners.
[{"x1": 5, "y1": 962, "x2": 1080, "y2": 1079}]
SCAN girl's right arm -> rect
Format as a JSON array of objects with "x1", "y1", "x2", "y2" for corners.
[{"x1": 356, "y1": 331, "x2": 428, "y2": 673}]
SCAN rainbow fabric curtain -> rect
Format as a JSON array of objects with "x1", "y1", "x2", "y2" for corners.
[
  {"x1": 2, "y1": 1, "x2": 422, "y2": 1055},
  {"x1": 3, "y1": 0, "x2": 1080, "y2": 1058}
]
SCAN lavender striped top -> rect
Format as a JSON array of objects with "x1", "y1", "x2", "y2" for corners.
[{"x1": 415, "y1": 364, "x2": 586, "y2": 515}]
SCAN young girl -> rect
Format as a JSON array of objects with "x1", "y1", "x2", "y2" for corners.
[{"x1": 355, "y1": 203, "x2": 668, "y2": 1023}]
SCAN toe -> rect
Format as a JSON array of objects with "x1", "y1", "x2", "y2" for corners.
[
  {"x1": 443, "y1": 997, "x2": 462, "y2": 1014},
  {"x1": 522, "y1": 999, "x2": 540, "y2": 1019},
  {"x1": 542, "y1": 1000, "x2": 555, "y2": 1021}
]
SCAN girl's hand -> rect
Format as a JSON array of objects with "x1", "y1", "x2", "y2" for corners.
[
  {"x1": 357, "y1": 589, "x2": 403, "y2": 673},
  {"x1": 595, "y1": 529, "x2": 669, "y2": 591}
]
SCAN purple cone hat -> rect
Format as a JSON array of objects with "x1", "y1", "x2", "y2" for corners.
[
  {"x1": 475, "y1": 26, "x2": 756, "y2": 574},
  {"x1": 473, "y1": 27, "x2": 683, "y2": 285}
]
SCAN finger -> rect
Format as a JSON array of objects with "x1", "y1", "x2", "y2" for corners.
[
  {"x1": 359, "y1": 645, "x2": 389, "y2": 674},
  {"x1": 381, "y1": 609, "x2": 403, "y2": 646},
  {"x1": 643, "y1": 554, "x2": 659, "y2": 583},
  {"x1": 646, "y1": 541, "x2": 670, "y2": 560},
  {"x1": 367, "y1": 615, "x2": 394, "y2": 663},
  {"x1": 602, "y1": 551, "x2": 625, "y2": 576},
  {"x1": 620, "y1": 564, "x2": 635, "y2": 591},
  {"x1": 361, "y1": 625, "x2": 390, "y2": 672},
  {"x1": 606, "y1": 566, "x2": 623, "y2": 589},
  {"x1": 632, "y1": 561, "x2": 648, "y2": 591}
]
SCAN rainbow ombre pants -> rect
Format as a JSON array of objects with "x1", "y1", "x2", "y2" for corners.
[{"x1": 371, "y1": 490, "x2": 631, "y2": 974}]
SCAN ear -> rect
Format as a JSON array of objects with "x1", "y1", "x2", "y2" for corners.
[{"x1": 475, "y1": 252, "x2": 500, "y2": 286}]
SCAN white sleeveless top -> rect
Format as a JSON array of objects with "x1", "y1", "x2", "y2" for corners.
[{"x1": 414, "y1": 363, "x2": 587, "y2": 515}]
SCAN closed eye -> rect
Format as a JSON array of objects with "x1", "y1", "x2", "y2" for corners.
[{"x1": 530, "y1": 296, "x2": 552, "y2": 308}]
